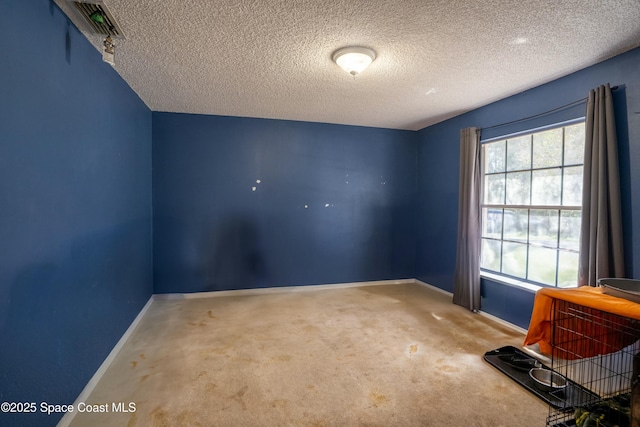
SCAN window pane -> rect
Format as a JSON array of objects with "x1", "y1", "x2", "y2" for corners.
[
  {"x1": 480, "y1": 121, "x2": 583, "y2": 288},
  {"x1": 557, "y1": 251, "x2": 579, "y2": 288},
  {"x1": 564, "y1": 123, "x2": 585, "y2": 165},
  {"x1": 529, "y1": 209, "x2": 559, "y2": 248},
  {"x1": 502, "y1": 242, "x2": 527, "y2": 278},
  {"x1": 532, "y1": 169, "x2": 561, "y2": 205},
  {"x1": 506, "y1": 135, "x2": 531, "y2": 171},
  {"x1": 484, "y1": 141, "x2": 506, "y2": 173},
  {"x1": 562, "y1": 166, "x2": 583, "y2": 206},
  {"x1": 533, "y1": 128, "x2": 563, "y2": 168},
  {"x1": 485, "y1": 174, "x2": 505, "y2": 204},
  {"x1": 505, "y1": 171, "x2": 530, "y2": 205},
  {"x1": 481, "y1": 239, "x2": 501, "y2": 271},
  {"x1": 528, "y1": 246, "x2": 558, "y2": 286},
  {"x1": 503, "y1": 209, "x2": 528, "y2": 243},
  {"x1": 482, "y1": 208, "x2": 503, "y2": 238},
  {"x1": 559, "y1": 210, "x2": 581, "y2": 251}
]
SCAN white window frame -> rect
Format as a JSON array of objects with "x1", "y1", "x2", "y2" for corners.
[{"x1": 479, "y1": 119, "x2": 585, "y2": 289}]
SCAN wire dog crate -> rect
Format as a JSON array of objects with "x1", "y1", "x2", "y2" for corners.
[{"x1": 546, "y1": 298, "x2": 640, "y2": 427}]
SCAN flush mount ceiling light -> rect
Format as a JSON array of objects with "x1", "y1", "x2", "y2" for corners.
[{"x1": 332, "y1": 47, "x2": 376, "y2": 76}]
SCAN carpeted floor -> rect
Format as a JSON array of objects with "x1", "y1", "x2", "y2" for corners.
[{"x1": 67, "y1": 282, "x2": 548, "y2": 426}]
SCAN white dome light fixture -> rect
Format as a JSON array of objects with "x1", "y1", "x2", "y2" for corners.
[{"x1": 332, "y1": 46, "x2": 376, "y2": 76}]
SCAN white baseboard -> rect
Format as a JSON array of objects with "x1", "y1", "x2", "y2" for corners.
[
  {"x1": 413, "y1": 279, "x2": 528, "y2": 335},
  {"x1": 413, "y1": 279, "x2": 454, "y2": 297},
  {"x1": 57, "y1": 296, "x2": 154, "y2": 427},
  {"x1": 477, "y1": 310, "x2": 528, "y2": 335},
  {"x1": 154, "y1": 278, "x2": 416, "y2": 300}
]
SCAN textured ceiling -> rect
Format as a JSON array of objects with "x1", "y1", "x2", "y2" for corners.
[{"x1": 55, "y1": 0, "x2": 640, "y2": 131}]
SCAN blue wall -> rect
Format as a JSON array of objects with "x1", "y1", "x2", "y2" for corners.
[
  {"x1": 0, "y1": 1, "x2": 153, "y2": 425},
  {"x1": 153, "y1": 113, "x2": 416, "y2": 293},
  {"x1": 2, "y1": 1, "x2": 639, "y2": 423},
  {"x1": 417, "y1": 47, "x2": 640, "y2": 328}
]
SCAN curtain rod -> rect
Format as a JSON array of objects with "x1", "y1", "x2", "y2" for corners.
[{"x1": 481, "y1": 85, "x2": 619, "y2": 132}]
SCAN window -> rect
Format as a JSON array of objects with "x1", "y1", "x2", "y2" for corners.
[{"x1": 480, "y1": 122, "x2": 585, "y2": 288}]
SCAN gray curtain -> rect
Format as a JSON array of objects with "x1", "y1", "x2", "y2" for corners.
[
  {"x1": 453, "y1": 127, "x2": 481, "y2": 311},
  {"x1": 578, "y1": 83, "x2": 625, "y2": 286}
]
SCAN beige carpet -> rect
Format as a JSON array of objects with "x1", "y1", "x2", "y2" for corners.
[{"x1": 67, "y1": 282, "x2": 548, "y2": 426}]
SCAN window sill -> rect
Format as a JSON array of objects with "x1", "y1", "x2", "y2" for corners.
[{"x1": 480, "y1": 271, "x2": 542, "y2": 294}]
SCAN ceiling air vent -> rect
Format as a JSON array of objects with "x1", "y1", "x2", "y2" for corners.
[{"x1": 68, "y1": 0, "x2": 124, "y2": 38}]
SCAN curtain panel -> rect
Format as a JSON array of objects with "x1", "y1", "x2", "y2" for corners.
[
  {"x1": 453, "y1": 127, "x2": 482, "y2": 311},
  {"x1": 578, "y1": 83, "x2": 625, "y2": 286}
]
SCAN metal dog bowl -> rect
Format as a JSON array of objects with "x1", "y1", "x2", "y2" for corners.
[{"x1": 529, "y1": 368, "x2": 567, "y2": 393}]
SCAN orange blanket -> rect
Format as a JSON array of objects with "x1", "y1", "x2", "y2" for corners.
[{"x1": 523, "y1": 286, "x2": 640, "y2": 359}]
